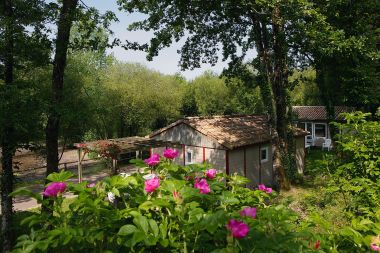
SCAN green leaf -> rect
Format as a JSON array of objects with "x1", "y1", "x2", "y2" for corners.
[
  {"x1": 219, "y1": 192, "x2": 239, "y2": 205},
  {"x1": 119, "y1": 224, "x2": 137, "y2": 236},
  {"x1": 134, "y1": 215, "x2": 149, "y2": 234},
  {"x1": 10, "y1": 188, "x2": 42, "y2": 202},
  {"x1": 139, "y1": 201, "x2": 153, "y2": 211},
  {"x1": 129, "y1": 159, "x2": 147, "y2": 167},
  {"x1": 46, "y1": 170, "x2": 74, "y2": 182},
  {"x1": 132, "y1": 230, "x2": 146, "y2": 246},
  {"x1": 149, "y1": 219, "x2": 159, "y2": 237},
  {"x1": 159, "y1": 238, "x2": 169, "y2": 247}
]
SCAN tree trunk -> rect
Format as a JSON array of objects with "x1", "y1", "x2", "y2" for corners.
[
  {"x1": 271, "y1": 5, "x2": 290, "y2": 190},
  {"x1": 45, "y1": 0, "x2": 79, "y2": 178},
  {"x1": 250, "y1": 10, "x2": 290, "y2": 190},
  {"x1": 1, "y1": 0, "x2": 15, "y2": 251}
]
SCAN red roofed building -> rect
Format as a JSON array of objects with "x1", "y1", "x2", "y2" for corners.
[{"x1": 292, "y1": 106, "x2": 354, "y2": 147}]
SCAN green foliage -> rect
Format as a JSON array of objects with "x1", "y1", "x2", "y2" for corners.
[
  {"x1": 289, "y1": 68, "x2": 321, "y2": 106},
  {"x1": 11, "y1": 159, "x2": 318, "y2": 252},
  {"x1": 188, "y1": 71, "x2": 264, "y2": 116},
  {"x1": 327, "y1": 110, "x2": 380, "y2": 215},
  {"x1": 10, "y1": 154, "x2": 380, "y2": 252}
]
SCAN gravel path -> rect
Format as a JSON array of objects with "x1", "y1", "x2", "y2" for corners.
[
  {"x1": 11, "y1": 164, "x2": 140, "y2": 212},
  {"x1": 13, "y1": 171, "x2": 110, "y2": 212}
]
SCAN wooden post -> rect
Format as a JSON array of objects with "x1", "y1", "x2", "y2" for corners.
[
  {"x1": 243, "y1": 148, "x2": 247, "y2": 177},
  {"x1": 225, "y1": 150, "x2": 229, "y2": 175},
  {"x1": 77, "y1": 148, "x2": 82, "y2": 183},
  {"x1": 182, "y1": 145, "x2": 186, "y2": 166},
  {"x1": 112, "y1": 158, "x2": 118, "y2": 175},
  {"x1": 258, "y1": 145, "x2": 262, "y2": 184}
]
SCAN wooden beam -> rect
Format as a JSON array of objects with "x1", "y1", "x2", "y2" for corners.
[
  {"x1": 77, "y1": 148, "x2": 82, "y2": 183},
  {"x1": 183, "y1": 145, "x2": 186, "y2": 166},
  {"x1": 243, "y1": 148, "x2": 247, "y2": 177},
  {"x1": 225, "y1": 150, "x2": 229, "y2": 175}
]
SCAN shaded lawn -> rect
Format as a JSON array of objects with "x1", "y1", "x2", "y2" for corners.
[{"x1": 273, "y1": 149, "x2": 349, "y2": 228}]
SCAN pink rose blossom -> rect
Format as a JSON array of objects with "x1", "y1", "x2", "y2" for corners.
[
  {"x1": 205, "y1": 169, "x2": 217, "y2": 179},
  {"x1": 145, "y1": 178, "x2": 160, "y2": 193},
  {"x1": 258, "y1": 184, "x2": 273, "y2": 194},
  {"x1": 87, "y1": 182, "x2": 96, "y2": 188},
  {"x1": 194, "y1": 178, "x2": 211, "y2": 194},
  {"x1": 371, "y1": 244, "x2": 380, "y2": 252},
  {"x1": 43, "y1": 182, "x2": 67, "y2": 197},
  {"x1": 240, "y1": 207, "x2": 257, "y2": 219},
  {"x1": 163, "y1": 148, "x2": 179, "y2": 159},
  {"x1": 226, "y1": 219, "x2": 249, "y2": 239},
  {"x1": 144, "y1": 153, "x2": 160, "y2": 166},
  {"x1": 258, "y1": 184, "x2": 266, "y2": 191}
]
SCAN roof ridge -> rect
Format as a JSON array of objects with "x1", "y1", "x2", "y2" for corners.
[{"x1": 184, "y1": 114, "x2": 268, "y2": 120}]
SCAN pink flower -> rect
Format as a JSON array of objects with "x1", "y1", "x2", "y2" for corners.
[
  {"x1": 371, "y1": 244, "x2": 380, "y2": 252},
  {"x1": 194, "y1": 178, "x2": 211, "y2": 194},
  {"x1": 145, "y1": 178, "x2": 160, "y2": 193},
  {"x1": 258, "y1": 184, "x2": 273, "y2": 194},
  {"x1": 144, "y1": 153, "x2": 160, "y2": 166},
  {"x1": 163, "y1": 148, "x2": 179, "y2": 159},
  {"x1": 43, "y1": 182, "x2": 67, "y2": 197},
  {"x1": 173, "y1": 190, "x2": 179, "y2": 198},
  {"x1": 265, "y1": 187, "x2": 273, "y2": 194},
  {"x1": 226, "y1": 219, "x2": 249, "y2": 239},
  {"x1": 240, "y1": 207, "x2": 257, "y2": 219},
  {"x1": 258, "y1": 184, "x2": 266, "y2": 191},
  {"x1": 205, "y1": 169, "x2": 217, "y2": 179},
  {"x1": 87, "y1": 182, "x2": 96, "y2": 188}
]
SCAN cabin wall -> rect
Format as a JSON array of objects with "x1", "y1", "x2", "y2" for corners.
[
  {"x1": 205, "y1": 148, "x2": 226, "y2": 170},
  {"x1": 245, "y1": 146, "x2": 260, "y2": 188},
  {"x1": 152, "y1": 123, "x2": 223, "y2": 149},
  {"x1": 228, "y1": 142, "x2": 273, "y2": 187},
  {"x1": 260, "y1": 143, "x2": 273, "y2": 186},
  {"x1": 229, "y1": 149, "x2": 245, "y2": 176}
]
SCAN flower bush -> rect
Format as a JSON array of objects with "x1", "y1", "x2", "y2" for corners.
[{"x1": 11, "y1": 147, "x2": 380, "y2": 252}]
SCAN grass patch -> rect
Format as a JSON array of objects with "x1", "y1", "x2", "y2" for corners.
[{"x1": 273, "y1": 149, "x2": 349, "y2": 228}]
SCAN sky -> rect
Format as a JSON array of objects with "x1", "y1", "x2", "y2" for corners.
[{"x1": 85, "y1": 0, "x2": 231, "y2": 80}]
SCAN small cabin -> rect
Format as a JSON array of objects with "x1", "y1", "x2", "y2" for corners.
[
  {"x1": 149, "y1": 115, "x2": 307, "y2": 187},
  {"x1": 293, "y1": 106, "x2": 354, "y2": 147}
]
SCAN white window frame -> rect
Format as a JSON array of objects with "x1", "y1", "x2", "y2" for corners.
[
  {"x1": 260, "y1": 146, "x2": 269, "y2": 163},
  {"x1": 314, "y1": 123, "x2": 327, "y2": 138},
  {"x1": 186, "y1": 150, "x2": 193, "y2": 165}
]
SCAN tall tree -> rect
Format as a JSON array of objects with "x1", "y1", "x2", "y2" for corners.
[
  {"x1": 118, "y1": 0, "x2": 332, "y2": 188},
  {"x1": 45, "y1": 0, "x2": 79, "y2": 177},
  {"x1": 0, "y1": 0, "x2": 52, "y2": 249},
  {"x1": 0, "y1": 1, "x2": 15, "y2": 250}
]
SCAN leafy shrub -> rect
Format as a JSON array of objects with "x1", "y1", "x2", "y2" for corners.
[
  {"x1": 11, "y1": 147, "x2": 380, "y2": 252},
  {"x1": 11, "y1": 153, "x2": 319, "y2": 253},
  {"x1": 328, "y1": 109, "x2": 380, "y2": 216}
]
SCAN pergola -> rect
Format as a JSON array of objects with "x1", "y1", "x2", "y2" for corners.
[{"x1": 74, "y1": 136, "x2": 181, "y2": 182}]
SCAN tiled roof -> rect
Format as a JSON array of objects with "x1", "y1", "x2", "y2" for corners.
[
  {"x1": 292, "y1": 106, "x2": 354, "y2": 121},
  {"x1": 150, "y1": 115, "x2": 308, "y2": 149}
]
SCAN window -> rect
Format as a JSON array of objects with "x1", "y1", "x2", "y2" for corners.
[
  {"x1": 314, "y1": 123, "x2": 326, "y2": 137},
  {"x1": 186, "y1": 151, "x2": 193, "y2": 164},
  {"x1": 306, "y1": 123, "x2": 312, "y2": 134},
  {"x1": 260, "y1": 146, "x2": 269, "y2": 163}
]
